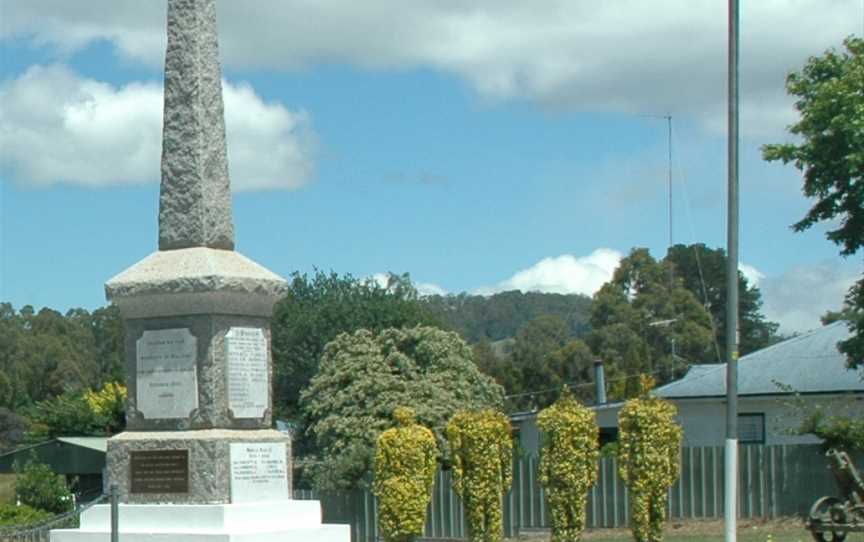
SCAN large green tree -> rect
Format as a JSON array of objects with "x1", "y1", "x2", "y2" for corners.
[
  {"x1": 0, "y1": 304, "x2": 125, "y2": 409},
  {"x1": 664, "y1": 243, "x2": 780, "y2": 359},
  {"x1": 589, "y1": 248, "x2": 714, "y2": 398},
  {"x1": 300, "y1": 326, "x2": 503, "y2": 490},
  {"x1": 271, "y1": 271, "x2": 442, "y2": 425},
  {"x1": 763, "y1": 36, "x2": 864, "y2": 367}
]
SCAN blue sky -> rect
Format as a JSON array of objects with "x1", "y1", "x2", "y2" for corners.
[{"x1": 1, "y1": 1, "x2": 861, "y2": 333}]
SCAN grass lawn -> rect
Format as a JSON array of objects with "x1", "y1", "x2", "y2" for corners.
[
  {"x1": 0, "y1": 474, "x2": 15, "y2": 505},
  {"x1": 517, "y1": 519, "x2": 864, "y2": 542}
]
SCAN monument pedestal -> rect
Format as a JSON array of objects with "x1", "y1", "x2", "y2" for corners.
[
  {"x1": 50, "y1": 501, "x2": 351, "y2": 542},
  {"x1": 107, "y1": 430, "x2": 292, "y2": 504}
]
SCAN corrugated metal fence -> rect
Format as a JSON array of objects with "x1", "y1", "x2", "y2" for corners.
[{"x1": 297, "y1": 444, "x2": 860, "y2": 542}]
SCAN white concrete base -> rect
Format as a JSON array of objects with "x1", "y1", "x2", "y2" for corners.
[{"x1": 51, "y1": 500, "x2": 351, "y2": 542}]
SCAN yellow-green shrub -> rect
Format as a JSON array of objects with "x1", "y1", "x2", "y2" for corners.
[
  {"x1": 446, "y1": 409, "x2": 512, "y2": 542},
  {"x1": 537, "y1": 388, "x2": 599, "y2": 542},
  {"x1": 373, "y1": 407, "x2": 438, "y2": 542},
  {"x1": 617, "y1": 396, "x2": 682, "y2": 542}
]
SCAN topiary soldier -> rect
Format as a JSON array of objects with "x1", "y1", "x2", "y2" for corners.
[
  {"x1": 446, "y1": 409, "x2": 513, "y2": 542},
  {"x1": 373, "y1": 406, "x2": 438, "y2": 542},
  {"x1": 617, "y1": 380, "x2": 682, "y2": 542},
  {"x1": 537, "y1": 387, "x2": 599, "y2": 542}
]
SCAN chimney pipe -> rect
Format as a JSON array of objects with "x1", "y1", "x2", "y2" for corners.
[{"x1": 594, "y1": 359, "x2": 607, "y2": 405}]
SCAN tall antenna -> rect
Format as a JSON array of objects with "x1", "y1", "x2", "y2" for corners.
[{"x1": 666, "y1": 115, "x2": 673, "y2": 252}]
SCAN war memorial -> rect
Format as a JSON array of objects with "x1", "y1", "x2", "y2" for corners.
[{"x1": 51, "y1": 0, "x2": 350, "y2": 539}]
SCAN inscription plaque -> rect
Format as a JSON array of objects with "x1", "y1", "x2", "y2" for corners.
[
  {"x1": 136, "y1": 328, "x2": 198, "y2": 419},
  {"x1": 229, "y1": 442, "x2": 288, "y2": 503},
  {"x1": 130, "y1": 449, "x2": 189, "y2": 494},
  {"x1": 226, "y1": 327, "x2": 268, "y2": 419}
]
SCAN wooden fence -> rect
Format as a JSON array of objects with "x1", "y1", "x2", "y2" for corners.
[{"x1": 297, "y1": 444, "x2": 860, "y2": 542}]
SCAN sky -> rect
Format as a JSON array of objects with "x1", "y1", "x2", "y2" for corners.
[{"x1": 0, "y1": 1, "x2": 862, "y2": 335}]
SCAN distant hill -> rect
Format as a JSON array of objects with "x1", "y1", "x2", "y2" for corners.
[{"x1": 425, "y1": 290, "x2": 592, "y2": 343}]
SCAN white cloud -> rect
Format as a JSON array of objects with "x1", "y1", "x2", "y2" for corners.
[
  {"x1": 739, "y1": 263, "x2": 765, "y2": 287},
  {"x1": 759, "y1": 262, "x2": 858, "y2": 334},
  {"x1": 476, "y1": 248, "x2": 623, "y2": 296},
  {"x1": 416, "y1": 282, "x2": 447, "y2": 297},
  {"x1": 1, "y1": 1, "x2": 858, "y2": 138},
  {"x1": 0, "y1": 65, "x2": 315, "y2": 191},
  {"x1": 368, "y1": 273, "x2": 447, "y2": 297}
]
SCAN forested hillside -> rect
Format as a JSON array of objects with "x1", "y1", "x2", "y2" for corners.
[
  {"x1": 426, "y1": 290, "x2": 592, "y2": 342},
  {"x1": 0, "y1": 246, "x2": 783, "y2": 451}
]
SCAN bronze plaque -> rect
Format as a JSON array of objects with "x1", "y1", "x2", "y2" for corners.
[{"x1": 130, "y1": 449, "x2": 189, "y2": 493}]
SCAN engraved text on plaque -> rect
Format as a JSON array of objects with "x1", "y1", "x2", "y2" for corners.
[
  {"x1": 130, "y1": 449, "x2": 189, "y2": 494},
  {"x1": 229, "y1": 442, "x2": 288, "y2": 503},
  {"x1": 136, "y1": 328, "x2": 198, "y2": 419},
  {"x1": 226, "y1": 327, "x2": 268, "y2": 419}
]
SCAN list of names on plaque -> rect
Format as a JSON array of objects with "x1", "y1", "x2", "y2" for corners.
[
  {"x1": 130, "y1": 449, "x2": 189, "y2": 494},
  {"x1": 229, "y1": 442, "x2": 288, "y2": 503},
  {"x1": 226, "y1": 327, "x2": 268, "y2": 419},
  {"x1": 136, "y1": 328, "x2": 198, "y2": 419}
]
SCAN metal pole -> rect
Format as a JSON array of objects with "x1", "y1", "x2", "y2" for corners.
[
  {"x1": 725, "y1": 1, "x2": 740, "y2": 541},
  {"x1": 110, "y1": 484, "x2": 119, "y2": 542},
  {"x1": 667, "y1": 114, "x2": 673, "y2": 252}
]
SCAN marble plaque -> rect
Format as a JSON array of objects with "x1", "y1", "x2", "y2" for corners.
[
  {"x1": 130, "y1": 449, "x2": 189, "y2": 494},
  {"x1": 229, "y1": 442, "x2": 289, "y2": 503},
  {"x1": 136, "y1": 328, "x2": 198, "y2": 419},
  {"x1": 226, "y1": 327, "x2": 268, "y2": 419}
]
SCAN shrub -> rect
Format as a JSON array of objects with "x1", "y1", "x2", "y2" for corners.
[
  {"x1": 0, "y1": 503, "x2": 53, "y2": 527},
  {"x1": 618, "y1": 396, "x2": 682, "y2": 542},
  {"x1": 537, "y1": 388, "x2": 599, "y2": 542},
  {"x1": 446, "y1": 409, "x2": 512, "y2": 542},
  {"x1": 14, "y1": 457, "x2": 73, "y2": 514},
  {"x1": 373, "y1": 407, "x2": 438, "y2": 542}
]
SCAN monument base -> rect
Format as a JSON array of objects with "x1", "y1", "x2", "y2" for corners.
[
  {"x1": 108, "y1": 429, "x2": 292, "y2": 504},
  {"x1": 50, "y1": 500, "x2": 351, "y2": 542}
]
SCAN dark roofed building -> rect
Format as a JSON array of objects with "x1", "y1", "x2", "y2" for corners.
[{"x1": 0, "y1": 437, "x2": 107, "y2": 500}]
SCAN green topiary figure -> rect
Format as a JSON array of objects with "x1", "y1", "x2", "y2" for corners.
[
  {"x1": 617, "y1": 394, "x2": 682, "y2": 542},
  {"x1": 446, "y1": 409, "x2": 513, "y2": 542},
  {"x1": 537, "y1": 388, "x2": 599, "y2": 542},
  {"x1": 373, "y1": 406, "x2": 438, "y2": 542}
]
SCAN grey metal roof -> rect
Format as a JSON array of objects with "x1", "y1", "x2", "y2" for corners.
[
  {"x1": 56, "y1": 437, "x2": 107, "y2": 453},
  {"x1": 654, "y1": 322, "x2": 864, "y2": 398}
]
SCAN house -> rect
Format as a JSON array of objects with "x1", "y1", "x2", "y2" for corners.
[
  {"x1": 0, "y1": 437, "x2": 107, "y2": 499},
  {"x1": 510, "y1": 322, "x2": 864, "y2": 453},
  {"x1": 653, "y1": 321, "x2": 863, "y2": 446}
]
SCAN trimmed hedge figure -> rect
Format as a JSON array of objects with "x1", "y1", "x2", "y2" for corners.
[
  {"x1": 537, "y1": 388, "x2": 599, "y2": 542},
  {"x1": 373, "y1": 406, "x2": 438, "y2": 542},
  {"x1": 618, "y1": 395, "x2": 683, "y2": 542},
  {"x1": 446, "y1": 409, "x2": 513, "y2": 542}
]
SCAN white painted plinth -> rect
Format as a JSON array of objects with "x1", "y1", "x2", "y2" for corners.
[{"x1": 51, "y1": 500, "x2": 351, "y2": 542}]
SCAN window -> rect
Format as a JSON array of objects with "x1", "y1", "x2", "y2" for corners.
[{"x1": 737, "y1": 413, "x2": 765, "y2": 444}]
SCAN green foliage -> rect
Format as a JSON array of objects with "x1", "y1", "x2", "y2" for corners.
[
  {"x1": 800, "y1": 410, "x2": 864, "y2": 452},
  {"x1": 618, "y1": 397, "x2": 682, "y2": 542},
  {"x1": 479, "y1": 315, "x2": 596, "y2": 411},
  {"x1": 664, "y1": 244, "x2": 781, "y2": 358},
  {"x1": 28, "y1": 382, "x2": 126, "y2": 438},
  {"x1": 14, "y1": 457, "x2": 73, "y2": 514},
  {"x1": 537, "y1": 389, "x2": 599, "y2": 542},
  {"x1": 446, "y1": 409, "x2": 513, "y2": 542},
  {"x1": 0, "y1": 503, "x2": 53, "y2": 527},
  {"x1": 762, "y1": 36, "x2": 864, "y2": 367},
  {"x1": 589, "y1": 248, "x2": 714, "y2": 399},
  {"x1": 426, "y1": 291, "x2": 591, "y2": 343},
  {"x1": 0, "y1": 408, "x2": 28, "y2": 452},
  {"x1": 301, "y1": 326, "x2": 503, "y2": 489},
  {"x1": 0, "y1": 303, "x2": 125, "y2": 409},
  {"x1": 373, "y1": 407, "x2": 438, "y2": 542},
  {"x1": 272, "y1": 271, "x2": 441, "y2": 427}
]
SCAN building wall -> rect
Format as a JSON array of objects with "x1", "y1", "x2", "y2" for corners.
[
  {"x1": 512, "y1": 393, "x2": 863, "y2": 454},
  {"x1": 672, "y1": 394, "x2": 862, "y2": 447}
]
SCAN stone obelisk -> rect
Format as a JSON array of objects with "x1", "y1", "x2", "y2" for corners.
[{"x1": 53, "y1": 0, "x2": 349, "y2": 539}]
